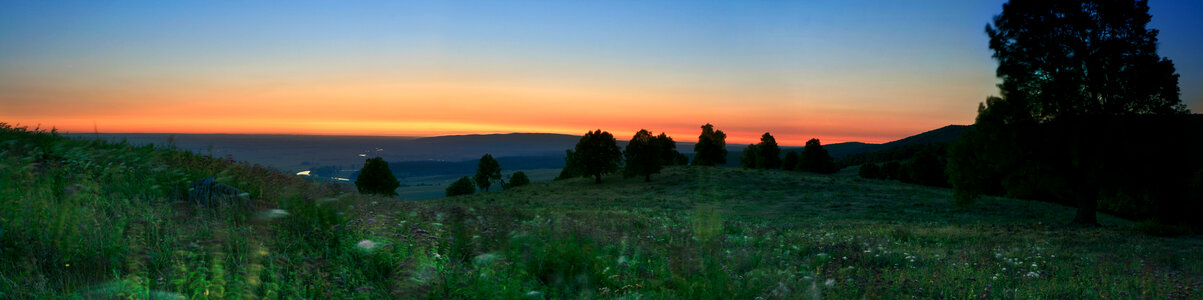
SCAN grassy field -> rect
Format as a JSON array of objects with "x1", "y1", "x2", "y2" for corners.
[{"x1": 2, "y1": 124, "x2": 1201, "y2": 299}]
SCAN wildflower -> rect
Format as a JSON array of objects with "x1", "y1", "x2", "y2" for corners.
[
  {"x1": 356, "y1": 240, "x2": 377, "y2": 250},
  {"x1": 1024, "y1": 271, "x2": 1039, "y2": 278},
  {"x1": 824, "y1": 279, "x2": 836, "y2": 287}
]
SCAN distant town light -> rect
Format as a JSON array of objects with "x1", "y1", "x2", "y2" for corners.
[{"x1": 296, "y1": 170, "x2": 311, "y2": 176}]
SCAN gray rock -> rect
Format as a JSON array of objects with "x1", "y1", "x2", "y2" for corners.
[{"x1": 189, "y1": 177, "x2": 251, "y2": 209}]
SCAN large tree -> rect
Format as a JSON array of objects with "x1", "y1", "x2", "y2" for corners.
[
  {"x1": 354, "y1": 157, "x2": 400, "y2": 196},
  {"x1": 798, "y1": 139, "x2": 837, "y2": 174},
  {"x1": 574, "y1": 129, "x2": 622, "y2": 183},
  {"x1": 653, "y1": 133, "x2": 681, "y2": 166},
  {"x1": 756, "y1": 132, "x2": 781, "y2": 169},
  {"x1": 474, "y1": 154, "x2": 502, "y2": 191},
  {"x1": 624, "y1": 129, "x2": 665, "y2": 182},
  {"x1": 691, "y1": 123, "x2": 728, "y2": 166},
  {"x1": 953, "y1": 0, "x2": 1188, "y2": 225}
]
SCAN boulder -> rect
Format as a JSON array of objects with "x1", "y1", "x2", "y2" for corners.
[{"x1": 189, "y1": 177, "x2": 252, "y2": 209}]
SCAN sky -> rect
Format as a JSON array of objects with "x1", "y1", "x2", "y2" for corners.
[{"x1": 2, "y1": 1, "x2": 1200, "y2": 145}]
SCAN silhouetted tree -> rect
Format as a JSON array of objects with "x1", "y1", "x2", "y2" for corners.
[
  {"x1": 951, "y1": 0, "x2": 1188, "y2": 225},
  {"x1": 756, "y1": 132, "x2": 781, "y2": 169},
  {"x1": 354, "y1": 157, "x2": 399, "y2": 196},
  {"x1": 474, "y1": 154, "x2": 502, "y2": 191},
  {"x1": 691, "y1": 123, "x2": 727, "y2": 166},
  {"x1": 574, "y1": 129, "x2": 622, "y2": 183},
  {"x1": 653, "y1": 133, "x2": 681, "y2": 166},
  {"x1": 859, "y1": 163, "x2": 883, "y2": 179},
  {"x1": 555, "y1": 149, "x2": 582, "y2": 180},
  {"x1": 625, "y1": 129, "x2": 666, "y2": 182},
  {"x1": 782, "y1": 151, "x2": 799, "y2": 171},
  {"x1": 506, "y1": 171, "x2": 530, "y2": 188},
  {"x1": 739, "y1": 144, "x2": 759, "y2": 169},
  {"x1": 446, "y1": 176, "x2": 476, "y2": 197},
  {"x1": 798, "y1": 139, "x2": 837, "y2": 174}
]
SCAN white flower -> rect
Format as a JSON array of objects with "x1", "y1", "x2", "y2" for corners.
[
  {"x1": 1024, "y1": 271, "x2": 1039, "y2": 278},
  {"x1": 824, "y1": 279, "x2": 835, "y2": 287},
  {"x1": 356, "y1": 240, "x2": 377, "y2": 250}
]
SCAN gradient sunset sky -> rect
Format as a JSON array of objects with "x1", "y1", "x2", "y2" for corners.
[{"x1": 2, "y1": 1, "x2": 1200, "y2": 145}]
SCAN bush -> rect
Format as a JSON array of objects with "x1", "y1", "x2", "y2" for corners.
[
  {"x1": 354, "y1": 157, "x2": 399, "y2": 196},
  {"x1": 858, "y1": 163, "x2": 882, "y2": 179},
  {"x1": 446, "y1": 176, "x2": 476, "y2": 197},
  {"x1": 506, "y1": 171, "x2": 530, "y2": 188}
]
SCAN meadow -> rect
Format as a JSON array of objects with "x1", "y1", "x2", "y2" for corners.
[{"x1": 2, "y1": 123, "x2": 1200, "y2": 299}]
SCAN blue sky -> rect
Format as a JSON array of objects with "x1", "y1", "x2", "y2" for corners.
[{"x1": 1, "y1": 0, "x2": 1199, "y2": 144}]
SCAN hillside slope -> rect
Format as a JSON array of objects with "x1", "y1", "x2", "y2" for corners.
[{"x1": 4, "y1": 124, "x2": 1200, "y2": 298}]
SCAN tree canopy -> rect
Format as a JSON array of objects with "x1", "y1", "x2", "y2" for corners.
[
  {"x1": 951, "y1": 0, "x2": 1190, "y2": 225},
  {"x1": 756, "y1": 133, "x2": 781, "y2": 169},
  {"x1": 473, "y1": 154, "x2": 502, "y2": 192},
  {"x1": 691, "y1": 123, "x2": 727, "y2": 166},
  {"x1": 354, "y1": 157, "x2": 399, "y2": 196},
  {"x1": 574, "y1": 129, "x2": 622, "y2": 184},
  {"x1": 624, "y1": 129, "x2": 667, "y2": 182},
  {"x1": 798, "y1": 139, "x2": 837, "y2": 174}
]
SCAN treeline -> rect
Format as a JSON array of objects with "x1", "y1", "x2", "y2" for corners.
[
  {"x1": 851, "y1": 144, "x2": 951, "y2": 188},
  {"x1": 739, "y1": 134, "x2": 840, "y2": 174}
]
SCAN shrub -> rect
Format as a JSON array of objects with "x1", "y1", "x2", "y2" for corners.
[
  {"x1": 506, "y1": 171, "x2": 530, "y2": 188},
  {"x1": 446, "y1": 176, "x2": 476, "y2": 197},
  {"x1": 858, "y1": 163, "x2": 882, "y2": 179}
]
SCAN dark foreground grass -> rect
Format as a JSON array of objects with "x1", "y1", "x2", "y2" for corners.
[{"x1": 2, "y1": 123, "x2": 1201, "y2": 299}]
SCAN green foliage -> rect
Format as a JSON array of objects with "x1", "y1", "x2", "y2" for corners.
[
  {"x1": 474, "y1": 154, "x2": 502, "y2": 191},
  {"x1": 354, "y1": 157, "x2": 399, "y2": 196},
  {"x1": 691, "y1": 123, "x2": 728, "y2": 166},
  {"x1": 858, "y1": 163, "x2": 883, "y2": 179},
  {"x1": 739, "y1": 144, "x2": 759, "y2": 169},
  {"x1": 782, "y1": 151, "x2": 799, "y2": 171},
  {"x1": 624, "y1": 129, "x2": 666, "y2": 182},
  {"x1": 573, "y1": 129, "x2": 622, "y2": 184},
  {"x1": 446, "y1": 176, "x2": 476, "y2": 197},
  {"x1": 507, "y1": 171, "x2": 531, "y2": 188},
  {"x1": 798, "y1": 138, "x2": 837, "y2": 174},
  {"x1": 756, "y1": 132, "x2": 781, "y2": 169}
]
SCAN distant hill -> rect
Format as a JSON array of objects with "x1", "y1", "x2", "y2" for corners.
[{"x1": 749, "y1": 125, "x2": 971, "y2": 162}]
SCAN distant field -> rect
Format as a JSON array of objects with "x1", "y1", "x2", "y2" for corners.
[{"x1": 395, "y1": 168, "x2": 561, "y2": 201}]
